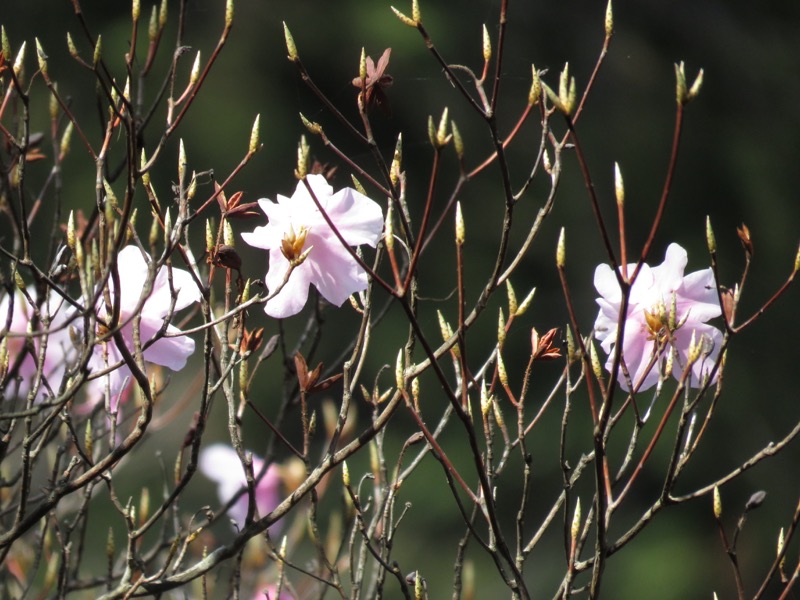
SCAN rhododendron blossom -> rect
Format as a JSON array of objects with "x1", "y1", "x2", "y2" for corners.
[
  {"x1": 593, "y1": 243, "x2": 722, "y2": 391},
  {"x1": 199, "y1": 444, "x2": 282, "y2": 531},
  {"x1": 242, "y1": 174, "x2": 384, "y2": 318},
  {"x1": 0, "y1": 289, "x2": 75, "y2": 400},
  {"x1": 89, "y1": 245, "x2": 201, "y2": 398}
]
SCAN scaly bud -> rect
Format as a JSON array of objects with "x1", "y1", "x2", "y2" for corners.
[
  {"x1": 350, "y1": 175, "x2": 366, "y2": 196},
  {"x1": 390, "y1": 6, "x2": 417, "y2": 27},
  {"x1": 93, "y1": 36, "x2": 102, "y2": 66},
  {"x1": 66, "y1": 32, "x2": 78, "y2": 59},
  {"x1": 713, "y1": 486, "x2": 722, "y2": 519},
  {"x1": 225, "y1": 0, "x2": 234, "y2": 29},
  {"x1": 295, "y1": 135, "x2": 309, "y2": 179},
  {"x1": 283, "y1": 22, "x2": 298, "y2": 61},
  {"x1": 516, "y1": 287, "x2": 535, "y2": 317},
  {"x1": 384, "y1": 201, "x2": 395, "y2": 252},
  {"x1": 687, "y1": 68, "x2": 704, "y2": 102},
  {"x1": 223, "y1": 220, "x2": 234, "y2": 247},
  {"x1": 412, "y1": 0, "x2": 421, "y2": 24},
  {"x1": 162, "y1": 209, "x2": 172, "y2": 247},
  {"x1": 342, "y1": 461, "x2": 350, "y2": 487},
  {"x1": 605, "y1": 0, "x2": 614, "y2": 38},
  {"x1": 571, "y1": 498, "x2": 582, "y2": 540},
  {"x1": 506, "y1": 280, "x2": 518, "y2": 316},
  {"x1": 178, "y1": 139, "x2": 187, "y2": 187},
  {"x1": 778, "y1": 527, "x2": 786, "y2": 570},
  {"x1": 249, "y1": 113, "x2": 261, "y2": 153},
  {"x1": 148, "y1": 6, "x2": 158, "y2": 41},
  {"x1": 436, "y1": 107, "x2": 450, "y2": 147},
  {"x1": 391, "y1": 133, "x2": 403, "y2": 186},
  {"x1": 359, "y1": 47, "x2": 367, "y2": 83},
  {"x1": 132, "y1": 0, "x2": 141, "y2": 21},
  {"x1": 614, "y1": 162, "x2": 624, "y2": 207},
  {"x1": 189, "y1": 51, "x2": 201, "y2": 86},
  {"x1": 556, "y1": 227, "x2": 566, "y2": 268},
  {"x1": 794, "y1": 242, "x2": 800, "y2": 274},
  {"x1": 566, "y1": 326, "x2": 576, "y2": 363},
  {"x1": 705, "y1": 216, "x2": 716, "y2": 254},
  {"x1": 497, "y1": 308, "x2": 506, "y2": 348},
  {"x1": 491, "y1": 397, "x2": 505, "y2": 428},
  {"x1": 1, "y1": 26, "x2": 10, "y2": 63},
  {"x1": 67, "y1": 211, "x2": 76, "y2": 251},
  {"x1": 589, "y1": 339, "x2": 602, "y2": 380},
  {"x1": 13, "y1": 41, "x2": 26, "y2": 77},
  {"x1": 674, "y1": 62, "x2": 687, "y2": 105},
  {"x1": 482, "y1": 24, "x2": 491, "y2": 62},
  {"x1": 496, "y1": 351, "x2": 508, "y2": 387},
  {"x1": 139, "y1": 487, "x2": 150, "y2": 524},
  {"x1": 427, "y1": 115, "x2": 436, "y2": 148},
  {"x1": 299, "y1": 113, "x2": 322, "y2": 136},
  {"x1": 437, "y1": 310, "x2": 454, "y2": 343},
  {"x1": 35, "y1": 38, "x2": 48, "y2": 77},
  {"x1": 451, "y1": 120, "x2": 463, "y2": 160},
  {"x1": 395, "y1": 349, "x2": 404, "y2": 390},
  {"x1": 455, "y1": 201, "x2": 465, "y2": 245},
  {"x1": 158, "y1": 0, "x2": 168, "y2": 30},
  {"x1": 528, "y1": 65, "x2": 542, "y2": 106}
]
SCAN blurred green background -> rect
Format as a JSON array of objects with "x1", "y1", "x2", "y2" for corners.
[{"x1": 3, "y1": 0, "x2": 800, "y2": 597}]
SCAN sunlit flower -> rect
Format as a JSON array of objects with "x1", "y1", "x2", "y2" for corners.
[
  {"x1": 593, "y1": 243, "x2": 722, "y2": 391},
  {"x1": 0, "y1": 288, "x2": 75, "y2": 400},
  {"x1": 89, "y1": 245, "x2": 201, "y2": 398},
  {"x1": 242, "y1": 174, "x2": 384, "y2": 318},
  {"x1": 199, "y1": 443, "x2": 282, "y2": 531}
]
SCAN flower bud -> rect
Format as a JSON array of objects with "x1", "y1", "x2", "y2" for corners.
[
  {"x1": 497, "y1": 308, "x2": 506, "y2": 348},
  {"x1": 283, "y1": 22, "x2": 298, "y2": 61},
  {"x1": 342, "y1": 461, "x2": 350, "y2": 487},
  {"x1": 605, "y1": 0, "x2": 614, "y2": 38},
  {"x1": 84, "y1": 419, "x2": 93, "y2": 459},
  {"x1": 556, "y1": 227, "x2": 566, "y2": 268},
  {"x1": 350, "y1": 175, "x2": 366, "y2": 196},
  {"x1": 158, "y1": 0, "x2": 168, "y2": 29},
  {"x1": 705, "y1": 216, "x2": 716, "y2": 254},
  {"x1": 390, "y1": 6, "x2": 417, "y2": 27},
  {"x1": 455, "y1": 201, "x2": 465, "y2": 245},
  {"x1": 674, "y1": 62, "x2": 687, "y2": 105},
  {"x1": 178, "y1": 139, "x2": 187, "y2": 187},
  {"x1": 516, "y1": 286, "x2": 535, "y2": 317},
  {"x1": 528, "y1": 65, "x2": 542, "y2": 106},
  {"x1": 93, "y1": 35, "x2": 102, "y2": 66},
  {"x1": 451, "y1": 120, "x2": 464, "y2": 160},
  {"x1": 225, "y1": 0, "x2": 234, "y2": 29},
  {"x1": 482, "y1": 24, "x2": 491, "y2": 62},
  {"x1": 66, "y1": 32, "x2": 78, "y2": 59},
  {"x1": 148, "y1": 6, "x2": 158, "y2": 41},
  {"x1": 1, "y1": 26, "x2": 10, "y2": 63},
  {"x1": 67, "y1": 211, "x2": 76, "y2": 251},
  {"x1": 132, "y1": 0, "x2": 141, "y2": 21},
  {"x1": 506, "y1": 280, "x2": 518, "y2": 316},
  {"x1": 299, "y1": 113, "x2": 322, "y2": 136},
  {"x1": 189, "y1": 51, "x2": 201, "y2": 86},
  {"x1": 589, "y1": 339, "x2": 602, "y2": 380},
  {"x1": 614, "y1": 162, "x2": 624, "y2": 207},
  {"x1": 35, "y1": 38, "x2": 48, "y2": 77},
  {"x1": 358, "y1": 47, "x2": 367, "y2": 82},
  {"x1": 395, "y1": 349, "x2": 404, "y2": 390},
  {"x1": 295, "y1": 135, "x2": 309, "y2": 179},
  {"x1": 571, "y1": 498, "x2": 581, "y2": 540},
  {"x1": 713, "y1": 486, "x2": 722, "y2": 519},
  {"x1": 60, "y1": 121, "x2": 74, "y2": 159},
  {"x1": 687, "y1": 68, "x2": 704, "y2": 102},
  {"x1": 436, "y1": 107, "x2": 450, "y2": 147},
  {"x1": 223, "y1": 220, "x2": 234, "y2": 248},
  {"x1": 492, "y1": 397, "x2": 505, "y2": 428},
  {"x1": 412, "y1": 0, "x2": 421, "y2": 23},
  {"x1": 249, "y1": 113, "x2": 261, "y2": 154},
  {"x1": 496, "y1": 351, "x2": 508, "y2": 387}
]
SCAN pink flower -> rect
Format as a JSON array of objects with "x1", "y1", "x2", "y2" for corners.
[
  {"x1": 593, "y1": 243, "x2": 722, "y2": 391},
  {"x1": 199, "y1": 444, "x2": 282, "y2": 531},
  {"x1": 1, "y1": 288, "x2": 75, "y2": 400},
  {"x1": 89, "y1": 246, "x2": 201, "y2": 397},
  {"x1": 242, "y1": 174, "x2": 384, "y2": 318},
  {"x1": 252, "y1": 584, "x2": 294, "y2": 600}
]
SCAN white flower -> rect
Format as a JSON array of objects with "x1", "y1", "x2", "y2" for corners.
[{"x1": 242, "y1": 174, "x2": 384, "y2": 318}]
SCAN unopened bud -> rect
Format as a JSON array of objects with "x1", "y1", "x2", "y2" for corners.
[
  {"x1": 223, "y1": 220, "x2": 234, "y2": 247},
  {"x1": 713, "y1": 486, "x2": 722, "y2": 519},
  {"x1": 350, "y1": 175, "x2": 366, "y2": 196},
  {"x1": 395, "y1": 349, "x2": 404, "y2": 390},
  {"x1": 358, "y1": 47, "x2": 367, "y2": 83},
  {"x1": 794, "y1": 243, "x2": 800, "y2": 274},
  {"x1": 491, "y1": 397, "x2": 505, "y2": 428},
  {"x1": 437, "y1": 310, "x2": 454, "y2": 343},
  {"x1": 1, "y1": 26, "x2": 10, "y2": 63},
  {"x1": 59, "y1": 121, "x2": 74, "y2": 159},
  {"x1": 674, "y1": 62, "x2": 687, "y2": 105},
  {"x1": 589, "y1": 339, "x2": 602, "y2": 380},
  {"x1": 93, "y1": 35, "x2": 102, "y2": 66},
  {"x1": 158, "y1": 0, "x2": 168, "y2": 30},
  {"x1": 516, "y1": 287, "x2": 535, "y2": 317},
  {"x1": 778, "y1": 527, "x2": 786, "y2": 569},
  {"x1": 571, "y1": 498, "x2": 581, "y2": 540},
  {"x1": 482, "y1": 24, "x2": 491, "y2": 62},
  {"x1": 66, "y1": 32, "x2": 78, "y2": 59},
  {"x1": 505, "y1": 280, "x2": 518, "y2": 316},
  {"x1": 67, "y1": 211, "x2": 76, "y2": 250},
  {"x1": 189, "y1": 51, "x2": 201, "y2": 86},
  {"x1": 497, "y1": 308, "x2": 506, "y2": 348},
  {"x1": 605, "y1": 0, "x2": 614, "y2": 38},
  {"x1": 556, "y1": 227, "x2": 566, "y2": 268},
  {"x1": 705, "y1": 216, "x2": 716, "y2": 254},
  {"x1": 139, "y1": 487, "x2": 150, "y2": 524},
  {"x1": 412, "y1": 0, "x2": 421, "y2": 23},
  {"x1": 528, "y1": 65, "x2": 542, "y2": 106},
  {"x1": 455, "y1": 201, "x2": 465, "y2": 245},
  {"x1": 84, "y1": 419, "x2": 93, "y2": 459},
  {"x1": 342, "y1": 461, "x2": 350, "y2": 487},
  {"x1": 451, "y1": 120, "x2": 463, "y2": 160},
  {"x1": 687, "y1": 68, "x2": 704, "y2": 102},
  {"x1": 283, "y1": 22, "x2": 298, "y2": 61},
  {"x1": 295, "y1": 135, "x2": 309, "y2": 179},
  {"x1": 249, "y1": 113, "x2": 261, "y2": 154},
  {"x1": 35, "y1": 38, "x2": 48, "y2": 77},
  {"x1": 390, "y1": 6, "x2": 417, "y2": 27},
  {"x1": 132, "y1": 0, "x2": 141, "y2": 21},
  {"x1": 148, "y1": 6, "x2": 158, "y2": 41},
  {"x1": 436, "y1": 107, "x2": 451, "y2": 147},
  {"x1": 225, "y1": 0, "x2": 234, "y2": 29},
  {"x1": 496, "y1": 351, "x2": 508, "y2": 387},
  {"x1": 614, "y1": 162, "x2": 624, "y2": 207}
]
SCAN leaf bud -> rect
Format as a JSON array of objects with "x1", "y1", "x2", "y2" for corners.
[
  {"x1": 482, "y1": 24, "x2": 491, "y2": 62},
  {"x1": 455, "y1": 201, "x2": 465, "y2": 245},
  {"x1": 556, "y1": 227, "x2": 566, "y2": 268},
  {"x1": 713, "y1": 486, "x2": 722, "y2": 519},
  {"x1": 283, "y1": 22, "x2": 298, "y2": 61},
  {"x1": 249, "y1": 113, "x2": 261, "y2": 154}
]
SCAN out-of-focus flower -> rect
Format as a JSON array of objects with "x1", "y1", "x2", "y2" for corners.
[
  {"x1": 593, "y1": 243, "x2": 722, "y2": 391},
  {"x1": 0, "y1": 288, "x2": 75, "y2": 400},
  {"x1": 242, "y1": 174, "x2": 383, "y2": 319},
  {"x1": 89, "y1": 245, "x2": 201, "y2": 398},
  {"x1": 199, "y1": 443, "x2": 282, "y2": 531}
]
